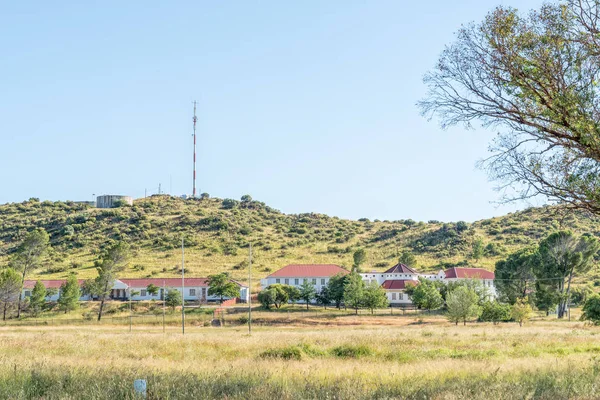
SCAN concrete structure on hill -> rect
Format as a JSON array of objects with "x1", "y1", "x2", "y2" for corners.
[{"x1": 96, "y1": 195, "x2": 133, "y2": 208}]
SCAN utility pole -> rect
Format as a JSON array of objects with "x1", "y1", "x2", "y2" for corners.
[
  {"x1": 181, "y1": 237, "x2": 185, "y2": 335},
  {"x1": 248, "y1": 243, "x2": 252, "y2": 335},
  {"x1": 129, "y1": 287, "x2": 132, "y2": 332},
  {"x1": 162, "y1": 280, "x2": 166, "y2": 334},
  {"x1": 192, "y1": 101, "x2": 197, "y2": 198}
]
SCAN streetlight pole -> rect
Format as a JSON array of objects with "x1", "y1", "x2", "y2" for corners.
[
  {"x1": 248, "y1": 243, "x2": 252, "y2": 335},
  {"x1": 181, "y1": 237, "x2": 185, "y2": 335}
]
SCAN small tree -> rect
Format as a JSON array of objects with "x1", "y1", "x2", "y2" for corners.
[
  {"x1": 258, "y1": 288, "x2": 276, "y2": 309},
  {"x1": 398, "y1": 250, "x2": 418, "y2": 269},
  {"x1": 581, "y1": 294, "x2": 600, "y2": 325},
  {"x1": 0, "y1": 268, "x2": 22, "y2": 321},
  {"x1": 222, "y1": 198, "x2": 238, "y2": 209},
  {"x1": 58, "y1": 274, "x2": 80, "y2": 314},
  {"x1": 207, "y1": 273, "x2": 240, "y2": 304},
  {"x1": 446, "y1": 286, "x2": 481, "y2": 326},
  {"x1": 240, "y1": 194, "x2": 252, "y2": 203},
  {"x1": 165, "y1": 289, "x2": 182, "y2": 311},
  {"x1": 315, "y1": 286, "x2": 331, "y2": 309},
  {"x1": 343, "y1": 273, "x2": 365, "y2": 315},
  {"x1": 29, "y1": 280, "x2": 47, "y2": 316},
  {"x1": 200, "y1": 192, "x2": 210, "y2": 200},
  {"x1": 85, "y1": 241, "x2": 130, "y2": 321},
  {"x1": 409, "y1": 278, "x2": 443, "y2": 312},
  {"x1": 327, "y1": 274, "x2": 349, "y2": 309},
  {"x1": 479, "y1": 301, "x2": 511, "y2": 324},
  {"x1": 511, "y1": 297, "x2": 534, "y2": 327},
  {"x1": 146, "y1": 284, "x2": 159, "y2": 297},
  {"x1": 298, "y1": 280, "x2": 316, "y2": 310},
  {"x1": 352, "y1": 248, "x2": 367, "y2": 273},
  {"x1": 362, "y1": 281, "x2": 388, "y2": 314},
  {"x1": 471, "y1": 237, "x2": 485, "y2": 263},
  {"x1": 261, "y1": 284, "x2": 293, "y2": 309},
  {"x1": 10, "y1": 229, "x2": 50, "y2": 318}
]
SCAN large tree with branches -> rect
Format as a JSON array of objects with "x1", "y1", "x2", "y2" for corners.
[{"x1": 420, "y1": 0, "x2": 600, "y2": 213}]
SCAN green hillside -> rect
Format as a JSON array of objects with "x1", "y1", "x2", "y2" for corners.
[{"x1": 1, "y1": 196, "x2": 600, "y2": 285}]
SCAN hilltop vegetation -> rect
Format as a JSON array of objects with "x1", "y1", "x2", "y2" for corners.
[{"x1": 1, "y1": 196, "x2": 600, "y2": 284}]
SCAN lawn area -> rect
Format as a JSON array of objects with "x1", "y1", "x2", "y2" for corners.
[{"x1": 1, "y1": 314, "x2": 600, "y2": 399}]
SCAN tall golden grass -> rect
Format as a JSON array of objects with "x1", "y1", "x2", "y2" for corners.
[{"x1": 0, "y1": 316, "x2": 599, "y2": 398}]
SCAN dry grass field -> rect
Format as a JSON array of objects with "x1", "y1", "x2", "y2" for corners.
[{"x1": 1, "y1": 314, "x2": 600, "y2": 399}]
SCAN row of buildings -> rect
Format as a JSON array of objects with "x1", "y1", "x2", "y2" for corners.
[
  {"x1": 260, "y1": 263, "x2": 496, "y2": 305},
  {"x1": 21, "y1": 263, "x2": 495, "y2": 307}
]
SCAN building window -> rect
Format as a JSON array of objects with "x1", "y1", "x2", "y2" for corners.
[
  {"x1": 285, "y1": 279, "x2": 289, "y2": 284},
  {"x1": 392, "y1": 293, "x2": 397, "y2": 300},
  {"x1": 321, "y1": 279, "x2": 325, "y2": 285},
  {"x1": 24, "y1": 291, "x2": 31, "y2": 297},
  {"x1": 276, "y1": 278, "x2": 280, "y2": 283},
  {"x1": 312, "y1": 278, "x2": 317, "y2": 284},
  {"x1": 140, "y1": 290, "x2": 147, "y2": 297},
  {"x1": 294, "y1": 279, "x2": 299, "y2": 285},
  {"x1": 190, "y1": 289, "x2": 196, "y2": 296},
  {"x1": 400, "y1": 293, "x2": 404, "y2": 300}
]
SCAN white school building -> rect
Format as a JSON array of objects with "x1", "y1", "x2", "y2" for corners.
[{"x1": 22, "y1": 278, "x2": 250, "y2": 303}]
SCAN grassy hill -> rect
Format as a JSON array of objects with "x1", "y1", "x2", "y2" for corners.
[{"x1": 1, "y1": 196, "x2": 600, "y2": 286}]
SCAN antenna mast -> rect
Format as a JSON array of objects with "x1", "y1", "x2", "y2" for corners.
[{"x1": 192, "y1": 101, "x2": 197, "y2": 198}]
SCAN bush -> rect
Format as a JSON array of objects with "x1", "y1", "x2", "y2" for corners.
[
  {"x1": 479, "y1": 301, "x2": 511, "y2": 324},
  {"x1": 260, "y1": 346, "x2": 303, "y2": 360},
  {"x1": 330, "y1": 344, "x2": 373, "y2": 358},
  {"x1": 581, "y1": 294, "x2": 600, "y2": 325}
]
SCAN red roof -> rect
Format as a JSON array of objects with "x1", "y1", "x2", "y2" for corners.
[
  {"x1": 23, "y1": 280, "x2": 85, "y2": 289},
  {"x1": 119, "y1": 278, "x2": 209, "y2": 288},
  {"x1": 267, "y1": 264, "x2": 349, "y2": 278},
  {"x1": 444, "y1": 267, "x2": 494, "y2": 280},
  {"x1": 383, "y1": 263, "x2": 418, "y2": 274},
  {"x1": 381, "y1": 280, "x2": 418, "y2": 290}
]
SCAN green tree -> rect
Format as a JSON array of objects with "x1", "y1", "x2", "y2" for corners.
[
  {"x1": 581, "y1": 294, "x2": 600, "y2": 325},
  {"x1": 495, "y1": 247, "x2": 538, "y2": 304},
  {"x1": 207, "y1": 273, "x2": 240, "y2": 304},
  {"x1": 352, "y1": 248, "x2": 367, "y2": 273},
  {"x1": 327, "y1": 274, "x2": 349, "y2": 309},
  {"x1": 471, "y1": 237, "x2": 485, "y2": 263},
  {"x1": 419, "y1": 1, "x2": 600, "y2": 214},
  {"x1": 10, "y1": 229, "x2": 49, "y2": 317},
  {"x1": 240, "y1": 194, "x2": 252, "y2": 203},
  {"x1": 298, "y1": 280, "x2": 316, "y2": 310},
  {"x1": 58, "y1": 274, "x2": 80, "y2": 314},
  {"x1": 165, "y1": 289, "x2": 182, "y2": 311},
  {"x1": 398, "y1": 250, "x2": 418, "y2": 269},
  {"x1": 511, "y1": 297, "x2": 534, "y2": 327},
  {"x1": 534, "y1": 282, "x2": 561, "y2": 316},
  {"x1": 479, "y1": 301, "x2": 511, "y2": 325},
  {"x1": 257, "y1": 288, "x2": 276, "y2": 309},
  {"x1": 0, "y1": 268, "x2": 22, "y2": 321},
  {"x1": 221, "y1": 199, "x2": 238, "y2": 209},
  {"x1": 446, "y1": 286, "x2": 481, "y2": 326},
  {"x1": 315, "y1": 286, "x2": 331, "y2": 309},
  {"x1": 408, "y1": 278, "x2": 443, "y2": 312},
  {"x1": 200, "y1": 192, "x2": 210, "y2": 200},
  {"x1": 362, "y1": 281, "x2": 388, "y2": 314},
  {"x1": 84, "y1": 241, "x2": 130, "y2": 321},
  {"x1": 343, "y1": 273, "x2": 365, "y2": 315},
  {"x1": 29, "y1": 280, "x2": 47, "y2": 316},
  {"x1": 260, "y1": 284, "x2": 295, "y2": 309},
  {"x1": 537, "y1": 231, "x2": 600, "y2": 318},
  {"x1": 146, "y1": 284, "x2": 159, "y2": 297}
]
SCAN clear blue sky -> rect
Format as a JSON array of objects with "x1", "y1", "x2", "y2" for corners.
[{"x1": 0, "y1": 0, "x2": 546, "y2": 222}]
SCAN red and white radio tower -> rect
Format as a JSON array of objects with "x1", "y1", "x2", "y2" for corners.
[{"x1": 192, "y1": 101, "x2": 197, "y2": 198}]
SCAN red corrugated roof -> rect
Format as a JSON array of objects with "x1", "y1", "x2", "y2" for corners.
[
  {"x1": 119, "y1": 278, "x2": 209, "y2": 287},
  {"x1": 381, "y1": 280, "x2": 418, "y2": 290},
  {"x1": 23, "y1": 280, "x2": 85, "y2": 289},
  {"x1": 267, "y1": 264, "x2": 349, "y2": 278},
  {"x1": 383, "y1": 263, "x2": 419, "y2": 274},
  {"x1": 444, "y1": 267, "x2": 494, "y2": 280}
]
